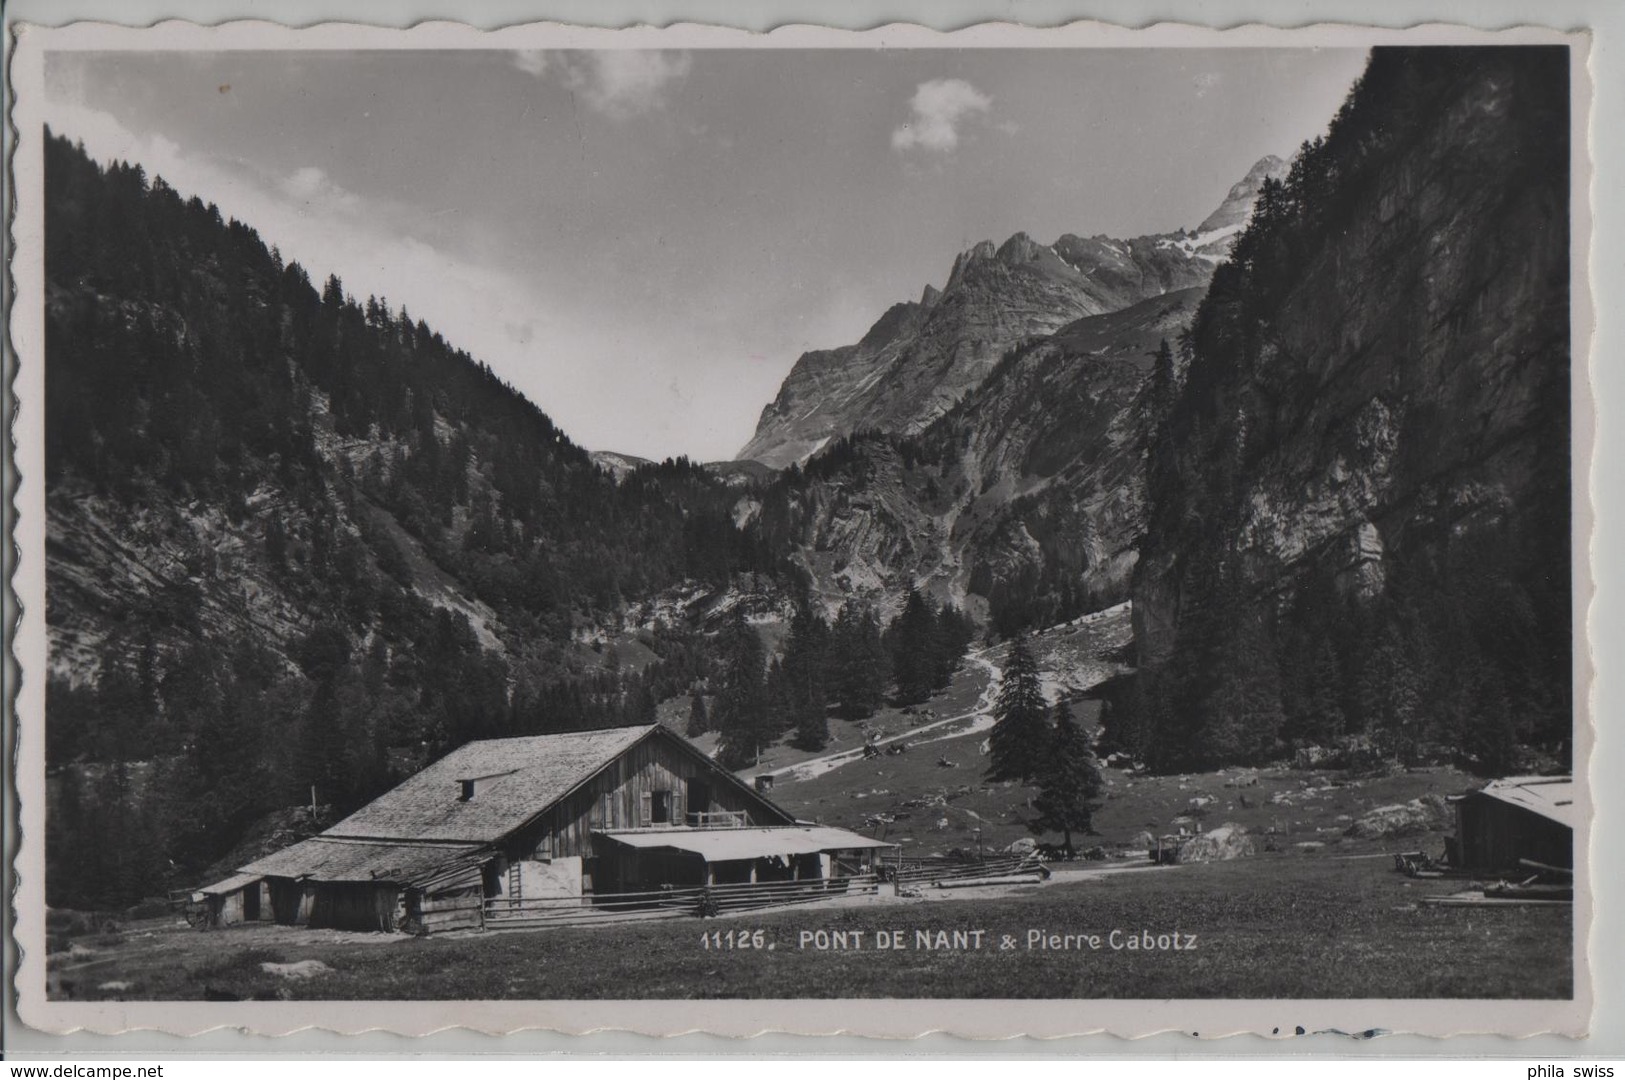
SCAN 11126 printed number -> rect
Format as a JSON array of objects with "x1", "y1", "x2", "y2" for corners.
[{"x1": 701, "y1": 929, "x2": 768, "y2": 949}]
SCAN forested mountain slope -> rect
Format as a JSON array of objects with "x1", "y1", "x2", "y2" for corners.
[
  {"x1": 42, "y1": 132, "x2": 791, "y2": 904},
  {"x1": 1114, "y1": 47, "x2": 1572, "y2": 774}
]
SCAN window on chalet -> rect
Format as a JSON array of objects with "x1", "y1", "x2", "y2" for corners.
[{"x1": 640, "y1": 790, "x2": 676, "y2": 827}]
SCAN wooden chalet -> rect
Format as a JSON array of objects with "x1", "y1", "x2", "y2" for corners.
[
  {"x1": 197, "y1": 724, "x2": 892, "y2": 933},
  {"x1": 1447, "y1": 775, "x2": 1574, "y2": 871}
]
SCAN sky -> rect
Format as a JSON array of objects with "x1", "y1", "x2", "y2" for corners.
[{"x1": 44, "y1": 47, "x2": 1369, "y2": 462}]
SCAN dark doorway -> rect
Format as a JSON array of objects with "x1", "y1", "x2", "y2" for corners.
[
  {"x1": 711, "y1": 859, "x2": 753, "y2": 885},
  {"x1": 242, "y1": 884, "x2": 260, "y2": 921},
  {"x1": 687, "y1": 778, "x2": 711, "y2": 823}
]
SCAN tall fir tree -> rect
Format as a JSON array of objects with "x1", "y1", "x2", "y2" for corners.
[
  {"x1": 930, "y1": 602, "x2": 974, "y2": 691},
  {"x1": 887, "y1": 587, "x2": 939, "y2": 705},
  {"x1": 1028, "y1": 699, "x2": 1103, "y2": 854},
  {"x1": 713, "y1": 610, "x2": 769, "y2": 769},
  {"x1": 830, "y1": 600, "x2": 886, "y2": 720},
  {"x1": 763, "y1": 658, "x2": 794, "y2": 739},
  {"x1": 686, "y1": 692, "x2": 710, "y2": 737},
  {"x1": 783, "y1": 605, "x2": 832, "y2": 750},
  {"x1": 986, "y1": 636, "x2": 1050, "y2": 783},
  {"x1": 1193, "y1": 604, "x2": 1285, "y2": 767}
]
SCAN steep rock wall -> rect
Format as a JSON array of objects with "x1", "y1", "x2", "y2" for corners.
[{"x1": 1134, "y1": 47, "x2": 1570, "y2": 669}]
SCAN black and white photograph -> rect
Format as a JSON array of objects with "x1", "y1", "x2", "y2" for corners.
[{"x1": 4, "y1": 17, "x2": 1592, "y2": 1039}]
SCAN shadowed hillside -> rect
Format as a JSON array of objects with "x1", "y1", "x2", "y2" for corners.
[
  {"x1": 1117, "y1": 47, "x2": 1572, "y2": 774},
  {"x1": 42, "y1": 132, "x2": 792, "y2": 906}
]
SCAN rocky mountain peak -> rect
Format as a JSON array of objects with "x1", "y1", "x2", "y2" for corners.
[
  {"x1": 1196, "y1": 153, "x2": 1289, "y2": 234},
  {"x1": 946, "y1": 240, "x2": 999, "y2": 290},
  {"x1": 858, "y1": 299, "x2": 929, "y2": 350},
  {"x1": 738, "y1": 155, "x2": 1287, "y2": 469},
  {"x1": 996, "y1": 231, "x2": 1044, "y2": 265}
]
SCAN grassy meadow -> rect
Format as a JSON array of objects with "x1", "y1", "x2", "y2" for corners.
[{"x1": 48, "y1": 854, "x2": 1570, "y2": 1002}]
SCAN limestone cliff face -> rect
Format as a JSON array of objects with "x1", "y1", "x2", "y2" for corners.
[
  {"x1": 737, "y1": 159, "x2": 1280, "y2": 470},
  {"x1": 756, "y1": 287, "x2": 1204, "y2": 625},
  {"x1": 942, "y1": 288, "x2": 1205, "y2": 615},
  {"x1": 736, "y1": 296, "x2": 931, "y2": 469},
  {"x1": 1133, "y1": 47, "x2": 1571, "y2": 667}
]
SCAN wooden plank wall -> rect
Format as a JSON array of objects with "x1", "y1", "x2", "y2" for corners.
[
  {"x1": 309, "y1": 883, "x2": 400, "y2": 932},
  {"x1": 412, "y1": 889, "x2": 484, "y2": 934},
  {"x1": 1457, "y1": 798, "x2": 1572, "y2": 870},
  {"x1": 503, "y1": 733, "x2": 793, "y2": 863}
]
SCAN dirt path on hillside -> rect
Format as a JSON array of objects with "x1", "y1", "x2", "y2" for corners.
[{"x1": 769, "y1": 648, "x2": 1004, "y2": 785}]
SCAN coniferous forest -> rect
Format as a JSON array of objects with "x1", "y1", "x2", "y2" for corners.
[
  {"x1": 1105, "y1": 47, "x2": 1572, "y2": 776},
  {"x1": 41, "y1": 131, "x2": 807, "y2": 907}
]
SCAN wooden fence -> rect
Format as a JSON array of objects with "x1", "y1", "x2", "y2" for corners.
[
  {"x1": 882, "y1": 853, "x2": 1048, "y2": 886},
  {"x1": 686, "y1": 810, "x2": 750, "y2": 829},
  {"x1": 483, "y1": 874, "x2": 881, "y2": 929}
]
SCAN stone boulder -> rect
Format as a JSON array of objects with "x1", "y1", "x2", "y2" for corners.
[
  {"x1": 1178, "y1": 824, "x2": 1255, "y2": 863},
  {"x1": 1343, "y1": 796, "x2": 1449, "y2": 840}
]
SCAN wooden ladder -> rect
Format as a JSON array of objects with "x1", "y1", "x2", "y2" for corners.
[{"x1": 507, "y1": 862, "x2": 522, "y2": 908}]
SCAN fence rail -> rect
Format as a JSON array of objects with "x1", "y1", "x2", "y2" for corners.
[
  {"x1": 483, "y1": 874, "x2": 881, "y2": 929},
  {"x1": 882, "y1": 854, "x2": 1047, "y2": 886},
  {"x1": 686, "y1": 810, "x2": 750, "y2": 829}
]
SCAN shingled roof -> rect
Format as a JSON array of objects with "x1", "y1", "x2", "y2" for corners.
[
  {"x1": 322, "y1": 725, "x2": 658, "y2": 843},
  {"x1": 240, "y1": 836, "x2": 488, "y2": 886}
]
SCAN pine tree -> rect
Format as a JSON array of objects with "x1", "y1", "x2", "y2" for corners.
[
  {"x1": 1029, "y1": 699, "x2": 1103, "y2": 854},
  {"x1": 931, "y1": 602, "x2": 974, "y2": 691},
  {"x1": 1193, "y1": 607, "x2": 1286, "y2": 768},
  {"x1": 628, "y1": 680, "x2": 658, "y2": 726},
  {"x1": 830, "y1": 601, "x2": 886, "y2": 719},
  {"x1": 1357, "y1": 616, "x2": 1423, "y2": 763},
  {"x1": 783, "y1": 606, "x2": 832, "y2": 750},
  {"x1": 687, "y1": 692, "x2": 710, "y2": 737},
  {"x1": 792, "y1": 696, "x2": 830, "y2": 751},
  {"x1": 1149, "y1": 338, "x2": 1178, "y2": 419},
  {"x1": 1463, "y1": 658, "x2": 1517, "y2": 775},
  {"x1": 714, "y1": 610, "x2": 769, "y2": 769},
  {"x1": 763, "y1": 658, "x2": 794, "y2": 738},
  {"x1": 1304, "y1": 639, "x2": 1346, "y2": 746},
  {"x1": 987, "y1": 636, "x2": 1049, "y2": 783},
  {"x1": 887, "y1": 587, "x2": 938, "y2": 705}
]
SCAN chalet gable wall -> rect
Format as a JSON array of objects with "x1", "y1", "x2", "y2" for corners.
[{"x1": 500, "y1": 728, "x2": 795, "y2": 863}]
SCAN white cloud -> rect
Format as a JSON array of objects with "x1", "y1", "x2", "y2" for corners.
[
  {"x1": 560, "y1": 50, "x2": 692, "y2": 120},
  {"x1": 890, "y1": 78, "x2": 993, "y2": 154},
  {"x1": 279, "y1": 165, "x2": 359, "y2": 212},
  {"x1": 512, "y1": 50, "x2": 550, "y2": 78},
  {"x1": 283, "y1": 165, "x2": 326, "y2": 199}
]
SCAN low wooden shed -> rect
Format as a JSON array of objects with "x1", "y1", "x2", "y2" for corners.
[
  {"x1": 1449, "y1": 776, "x2": 1574, "y2": 872},
  {"x1": 192, "y1": 872, "x2": 271, "y2": 928}
]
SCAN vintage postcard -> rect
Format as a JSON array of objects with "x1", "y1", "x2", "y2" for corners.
[{"x1": 5, "y1": 17, "x2": 1594, "y2": 1040}]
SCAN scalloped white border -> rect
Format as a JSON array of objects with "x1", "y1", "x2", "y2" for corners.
[{"x1": 4, "y1": 15, "x2": 1596, "y2": 1041}]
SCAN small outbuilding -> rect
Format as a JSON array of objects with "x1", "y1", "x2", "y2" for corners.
[
  {"x1": 1448, "y1": 776, "x2": 1574, "y2": 872},
  {"x1": 191, "y1": 872, "x2": 271, "y2": 928}
]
